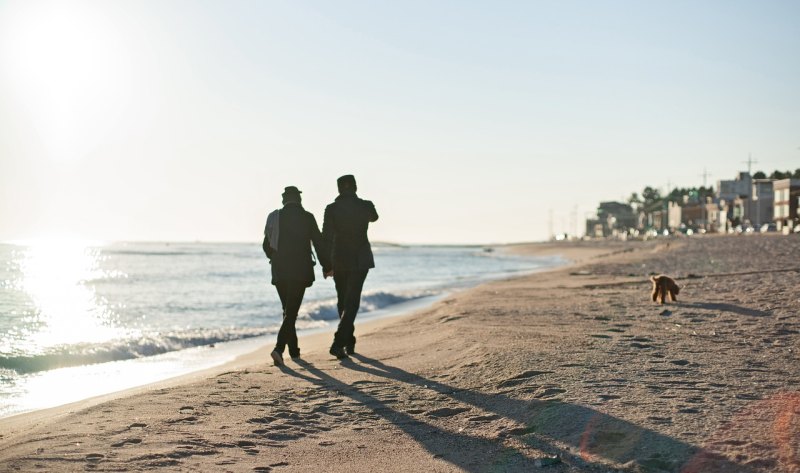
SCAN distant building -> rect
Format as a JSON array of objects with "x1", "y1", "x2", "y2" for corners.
[
  {"x1": 665, "y1": 194, "x2": 720, "y2": 233},
  {"x1": 717, "y1": 172, "x2": 752, "y2": 202},
  {"x1": 587, "y1": 201, "x2": 636, "y2": 237},
  {"x1": 680, "y1": 197, "x2": 720, "y2": 232},
  {"x1": 668, "y1": 201, "x2": 682, "y2": 230},
  {"x1": 749, "y1": 179, "x2": 774, "y2": 227},
  {"x1": 717, "y1": 172, "x2": 752, "y2": 229},
  {"x1": 584, "y1": 219, "x2": 603, "y2": 238},
  {"x1": 773, "y1": 178, "x2": 800, "y2": 231},
  {"x1": 645, "y1": 202, "x2": 668, "y2": 232}
]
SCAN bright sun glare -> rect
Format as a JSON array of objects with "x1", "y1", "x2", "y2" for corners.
[
  {"x1": 19, "y1": 240, "x2": 126, "y2": 351},
  {"x1": 1, "y1": 1, "x2": 131, "y2": 162}
]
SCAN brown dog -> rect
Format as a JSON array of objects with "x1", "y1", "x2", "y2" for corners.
[{"x1": 650, "y1": 275, "x2": 679, "y2": 304}]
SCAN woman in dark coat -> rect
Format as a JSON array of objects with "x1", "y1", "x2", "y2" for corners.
[{"x1": 263, "y1": 186, "x2": 329, "y2": 366}]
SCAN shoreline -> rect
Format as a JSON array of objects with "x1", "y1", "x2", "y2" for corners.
[
  {"x1": 0, "y1": 242, "x2": 587, "y2": 425},
  {"x1": 3, "y1": 236, "x2": 794, "y2": 472}
]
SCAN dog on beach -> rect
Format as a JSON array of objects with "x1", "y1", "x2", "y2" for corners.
[{"x1": 650, "y1": 275, "x2": 679, "y2": 304}]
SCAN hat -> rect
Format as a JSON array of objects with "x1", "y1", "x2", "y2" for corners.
[
  {"x1": 337, "y1": 174, "x2": 356, "y2": 190},
  {"x1": 282, "y1": 186, "x2": 302, "y2": 197}
]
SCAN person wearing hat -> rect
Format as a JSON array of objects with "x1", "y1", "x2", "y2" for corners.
[
  {"x1": 263, "y1": 186, "x2": 330, "y2": 366},
  {"x1": 321, "y1": 175, "x2": 379, "y2": 359}
]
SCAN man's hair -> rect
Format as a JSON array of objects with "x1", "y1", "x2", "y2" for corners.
[{"x1": 337, "y1": 174, "x2": 357, "y2": 194}]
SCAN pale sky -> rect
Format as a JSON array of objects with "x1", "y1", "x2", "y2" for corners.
[{"x1": 1, "y1": 0, "x2": 798, "y2": 244}]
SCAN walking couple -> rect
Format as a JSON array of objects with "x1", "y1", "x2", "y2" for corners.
[{"x1": 262, "y1": 174, "x2": 378, "y2": 366}]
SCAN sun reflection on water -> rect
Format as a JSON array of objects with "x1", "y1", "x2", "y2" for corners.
[{"x1": 19, "y1": 240, "x2": 126, "y2": 351}]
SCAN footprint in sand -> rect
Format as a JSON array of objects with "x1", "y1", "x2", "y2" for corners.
[
  {"x1": 248, "y1": 416, "x2": 277, "y2": 424},
  {"x1": 85, "y1": 453, "x2": 104, "y2": 462},
  {"x1": 167, "y1": 416, "x2": 198, "y2": 424},
  {"x1": 236, "y1": 440, "x2": 259, "y2": 455},
  {"x1": 648, "y1": 416, "x2": 672, "y2": 425},
  {"x1": 468, "y1": 414, "x2": 501, "y2": 422},
  {"x1": 534, "y1": 387, "x2": 566, "y2": 399},
  {"x1": 598, "y1": 394, "x2": 621, "y2": 401},
  {"x1": 498, "y1": 370, "x2": 552, "y2": 388},
  {"x1": 425, "y1": 407, "x2": 470, "y2": 418},
  {"x1": 736, "y1": 393, "x2": 762, "y2": 400},
  {"x1": 128, "y1": 422, "x2": 147, "y2": 429},
  {"x1": 266, "y1": 432, "x2": 306, "y2": 441},
  {"x1": 111, "y1": 438, "x2": 142, "y2": 448},
  {"x1": 179, "y1": 406, "x2": 194, "y2": 414}
]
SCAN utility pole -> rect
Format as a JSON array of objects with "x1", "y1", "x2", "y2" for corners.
[
  {"x1": 699, "y1": 168, "x2": 711, "y2": 188},
  {"x1": 698, "y1": 169, "x2": 712, "y2": 232},
  {"x1": 570, "y1": 205, "x2": 577, "y2": 239},
  {"x1": 660, "y1": 180, "x2": 672, "y2": 232},
  {"x1": 742, "y1": 153, "x2": 758, "y2": 174}
]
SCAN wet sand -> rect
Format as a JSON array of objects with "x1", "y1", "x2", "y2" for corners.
[{"x1": 0, "y1": 235, "x2": 798, "y2": 472}]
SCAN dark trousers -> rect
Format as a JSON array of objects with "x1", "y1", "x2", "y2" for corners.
[
  {"x1": 332, "y1": 269, "x2": 368, "y2": 348},
  {"x1": 274, "y1": 280, "x2": 306, "y2": 355}
]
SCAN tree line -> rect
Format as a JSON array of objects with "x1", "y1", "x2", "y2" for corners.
[{"x1": 752, "y1": 169, "x2": 800, "y2": 180}]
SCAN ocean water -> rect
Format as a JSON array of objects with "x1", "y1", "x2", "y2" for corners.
[{"x1": 0, "y1": 241, "x2": 563, "y2": 417}]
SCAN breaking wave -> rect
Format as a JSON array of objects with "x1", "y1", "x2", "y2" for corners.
[
  {"x1": 301, "y1": 290, "x2": 432, "y2": 321},
  {"x1": 0, "y1": 290, "x2": 432, "y2": 375},
  {"x1": 0, "y1": 328, "x2": 271, "y2": 375}
]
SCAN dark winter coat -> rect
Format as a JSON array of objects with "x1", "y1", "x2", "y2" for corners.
[
  {"x1": 321, "y1": 192, "x2": 379, "y2": 272},
  {"x1": 262, "y1": 203, "x2": 328, "y2": 287}
]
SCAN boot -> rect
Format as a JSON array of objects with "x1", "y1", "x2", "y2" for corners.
[
  {"x1": 346, "y1": 336, "x2": 356, "y2": 355},
  {"x1": 329, "y1": 345, "x2": 348, "y2": 359}
]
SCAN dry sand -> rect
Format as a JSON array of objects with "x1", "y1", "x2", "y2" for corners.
[{"x1": 0, "y1": 235, "x2": 798, "y2": 472}]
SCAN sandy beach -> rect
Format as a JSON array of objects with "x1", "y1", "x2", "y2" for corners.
[{"x1": 0, "y1": 235, "x2": 798, "y2": 472}]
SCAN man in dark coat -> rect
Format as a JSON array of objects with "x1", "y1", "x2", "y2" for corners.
[
  {"x1": 263, "y1": 186, "x2": 329, "y2": 366},
  {"x1": 321, "y1": 175, "x2": 379, "y2": 359}
]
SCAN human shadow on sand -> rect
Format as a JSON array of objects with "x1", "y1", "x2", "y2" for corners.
[
  {"x1": 279, "y1": 355, "x2": 752, "y2": 473},
  {"x1": 680, "y1": 302, "x2": 772, "y2": 318}
]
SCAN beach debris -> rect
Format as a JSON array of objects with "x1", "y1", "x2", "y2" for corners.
[
  {"x1": 534, "y1": 456, "x2": 561, "y2": 467},
  {"x1": 659, "y1": 309, "x2": 672, "y2": 316}
]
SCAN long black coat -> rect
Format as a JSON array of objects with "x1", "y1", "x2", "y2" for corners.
[
  {"x1": 321, "y1": 193, "x2": 379, "y2": 271},
  {"x1": 263, "y1": 203, "x2": 328, "y2": 287}
]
